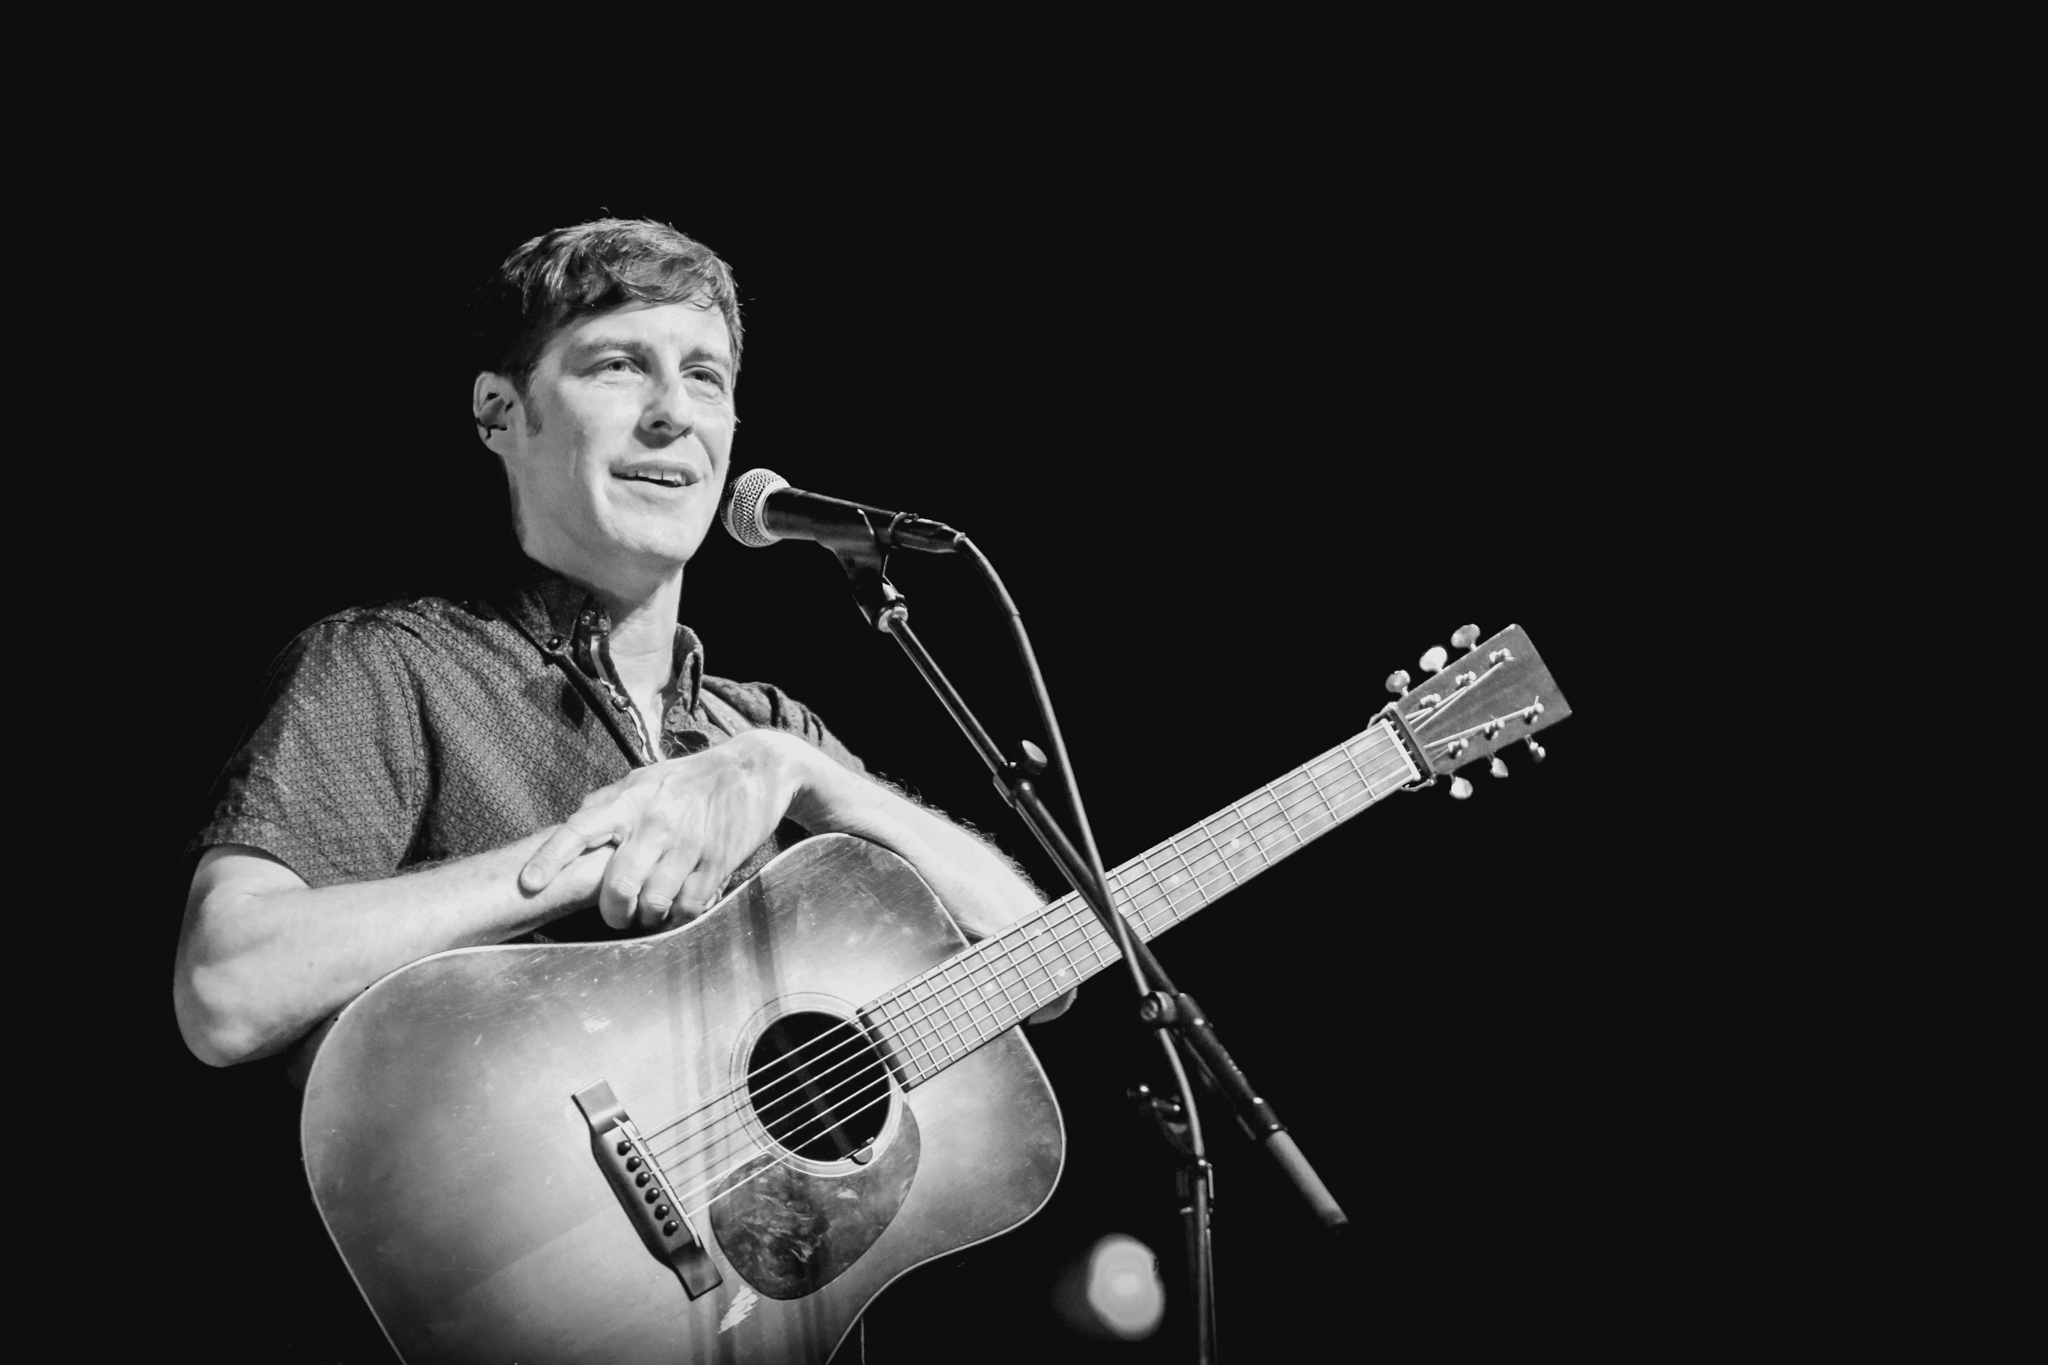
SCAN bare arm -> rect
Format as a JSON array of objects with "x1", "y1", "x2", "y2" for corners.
[
  {"x1": 521, "y1": 729, "x2": 1045, "y2": 940},
  {"x1": 180, "y1": 729, "x2": 1061, "y2": 1068},
  {"x1": 174, "y1": 836, "x2": 609, "y2": 1068}
]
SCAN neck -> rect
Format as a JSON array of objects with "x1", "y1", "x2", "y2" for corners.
[
  {"x1": 526, "y1": 540, "x2": 686, "y2": 697},
  {"x1": 593, "y1": 576, "x2": 684, "y2": 696}
]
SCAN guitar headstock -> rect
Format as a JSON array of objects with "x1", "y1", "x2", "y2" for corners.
[{"x1": 1380, "y1": 623, "x2": 1571, "y2": 795}]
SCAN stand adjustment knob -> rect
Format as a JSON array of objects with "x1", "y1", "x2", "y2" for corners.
[
  {"x1": 1016, "y1": 740, "x2": 1048, "y2": 777},
  {"x1": 1137, "y1": 991, "x2": 1180, "y2": 1026}
]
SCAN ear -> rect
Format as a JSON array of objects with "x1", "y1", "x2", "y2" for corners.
[{"x1": 473, "y1": 372, "x2": 517, "y2": 445}]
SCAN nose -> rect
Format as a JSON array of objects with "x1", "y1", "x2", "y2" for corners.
[{"x1": 638, "y1": 373, "x2": 697, "y2": 446}]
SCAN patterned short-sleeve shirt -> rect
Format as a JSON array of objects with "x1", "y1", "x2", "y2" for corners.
[{"x1": 192, "y1": 558, "x2": 866, "y2": 942}]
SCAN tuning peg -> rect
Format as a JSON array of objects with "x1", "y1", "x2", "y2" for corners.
[
  {"x1": 1525, "y1": 739, "x2": 1546, "y2": 763},
  {"x1": 1419, "y1": 645, "x2": 1447, "y2": 674},
  {"x1": 1450, "y1": 624, "x2": 1480, "y2": 651},
  {"x1": 1449, "y1": 776, "x2": 1473, "y2": 799},
  {"x1": 1384, "y1": 669, "x2": 1411, "y2": 695},
  {"x1": 1490, "y1": 756, "x2": 1508, "y2": 778}
]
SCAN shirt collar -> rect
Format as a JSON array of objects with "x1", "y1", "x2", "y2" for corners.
[{"x1": 503, "y1": 557, "x2": 705, "y2": 715}]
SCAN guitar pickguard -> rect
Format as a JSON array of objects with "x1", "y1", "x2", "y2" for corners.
[{"x1": 711, "y1": 1102, "x2": 921, "y2": 1299}]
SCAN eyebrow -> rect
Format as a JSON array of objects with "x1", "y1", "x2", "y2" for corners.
[{"x1": 573, "y1": 336, "x2": 734, "y2": 372}]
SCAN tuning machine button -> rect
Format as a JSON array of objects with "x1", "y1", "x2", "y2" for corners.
[
  {"x1": 1385, "y1": 669, "x2": 1411, "y2": 696},
  {"x1": 1526, "y1": 739, "x2": 1547, "y2": 763},
  {"x1": 1450, "y1": 624, "x2": 1480, "y2": 651},
  {"x1": 1419, "y1": 645, "x2": 1448, "y2": 674},
  {"x1": 1490, "y1": 756, "x2": 1508, "y2": 778},
  {"x1": 1450, "y1": 776, "x2": 1473, "y2": 799}
]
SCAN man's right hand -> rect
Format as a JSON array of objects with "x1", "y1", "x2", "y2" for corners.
[{"x1": 519, "y1": 730, "x2": 805, "y2": 932}]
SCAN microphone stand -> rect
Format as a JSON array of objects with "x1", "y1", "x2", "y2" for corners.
[{"x1": 832, "y1": 530, "x2": 1347, "y2": 1365}]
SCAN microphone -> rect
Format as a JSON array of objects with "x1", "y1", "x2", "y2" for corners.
[{"x1": 722, "y1": 467, "x2": 961, "y2": 554}]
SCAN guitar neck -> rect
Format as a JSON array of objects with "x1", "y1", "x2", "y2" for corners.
[{"x1": 862, "y1": 718, "x2": 1420, "y2": 1086}]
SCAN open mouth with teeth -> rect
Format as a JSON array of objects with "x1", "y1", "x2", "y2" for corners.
[{"x1": 615, "y1": 469, "x2": 695, "y2": 489}]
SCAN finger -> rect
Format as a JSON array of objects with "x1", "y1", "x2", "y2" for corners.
[
  {"x1": 1027, "y1": 987, "x2": 1077, "y2": 1025},
  {"x1": 597, "y1": 817, "x2": 680, "y2": 930},
  {"x1": 634, "y1": 844, "x2": 703, "y2": 929},
  {"x1": 675, "y1": 863, "x2": 730, "y2": 918},
  {"x1": 521, "y1": 814, "x2": 620, "y2": 893}
]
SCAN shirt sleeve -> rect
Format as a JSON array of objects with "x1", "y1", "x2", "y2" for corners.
[
  {"x1": 190, "y1": 615, "x2": 428, "y2": 888},
  {"x1": 700, "y1": 677, "x2": 868, "y2": 777}
]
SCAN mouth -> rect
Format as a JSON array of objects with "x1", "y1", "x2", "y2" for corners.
[{"x1": 612, "y1": 465, "x2": 701, "y2": 490}]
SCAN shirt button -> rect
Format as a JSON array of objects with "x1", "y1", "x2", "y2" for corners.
[{"x1": 545, "y1": 635, "x2": 564, "y2": 650}]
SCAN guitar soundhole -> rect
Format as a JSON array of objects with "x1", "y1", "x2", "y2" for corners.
[{"x1": 746, "y1": 1011, "x2": 893, "y2": 1162}]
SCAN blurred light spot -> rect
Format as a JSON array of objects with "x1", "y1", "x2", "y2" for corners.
[{"x1": 1085, "y1": 1234, "x2": 1164, "y2": 1340}]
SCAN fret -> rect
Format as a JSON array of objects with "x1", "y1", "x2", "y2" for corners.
[
  {"x1": 1116, "y1": 862, "x2": 1171, "y2": 939},
  {"x1": 933, "y1": 967, "x2": 978, "y2": 1062},
  {"x1": 1219, "y1": 803, "x2": 1259, "y2": 870},
  {"x1": 1176, "y1": 823, "x2": 1224, "y2": 907},
  {"x1": 1360, "y1": 728, "x2": 1408, "y2": 794},
  {"x1": 1292, "y1": 755, "x2": 1338, "y2": 837},
  {"x1": 1337, "y1": 732, "x2": 1381, "y2": 801},
  {"x1": 1270, "y1": 771, "x2": 1316, "y2": 847},
  {"x1": 1155, "y1": 834, "x2": 1198, "y2": 916},
  {"x1": 867, "y1": 719, "x2": 1433, "y2": 1090},
  {"x1": 1048, "y1": 904, "x2": 1091, "y2": 991},
  {"x1": 1195, "y1": 814, "x2": 1241, "y2": 897},
  {"x1": 1112, "y1": 855, "x2": 1152, "y2": 935},
  {"x1": 1245, "y1": 777, "x2": 1294, "y2": 855},
  {"x1": 1017, "y1": 918, "x2": 1073, "y2": 1008},
  {"x1": 1234, "y1": 790, "x2": 1285, "y2": 862},
  {"x1": 888, "y1": 995, "x2": 937, "y2": 1085},
  {"x1": 989, "y1": 935, "x2": 1035, "y2": 1017}
]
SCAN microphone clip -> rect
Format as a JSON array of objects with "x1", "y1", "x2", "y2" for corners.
[{"x1": 835, "y1": 534, "x2": 908, "y2": 634}]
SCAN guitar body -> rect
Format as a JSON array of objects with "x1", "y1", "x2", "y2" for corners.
[{"x1": 302, "y1": 835, "x2": 1066, "y2": 1364}]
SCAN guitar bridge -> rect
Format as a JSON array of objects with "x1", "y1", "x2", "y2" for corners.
[{"x1": 572, "y1": 1080, "x2": 724, "y2": 1299}]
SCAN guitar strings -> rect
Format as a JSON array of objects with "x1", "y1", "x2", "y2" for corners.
[
  {"x1": 663, "y1": 741, "x2": 1413, "y2": 1225},
  {"x1": 634, "y1": 727, "x2": 1407, "y2": 1157},
  {"x1": 639, "y1": 735, "x2": 1408, "y2": 1180},
  {"x1": 642, "y1": 736, "x2": 1409, "y2": 1192},
  {"x1": 657, "y1": 743, "x2": 1411, "y2": 1222},
  {"x1": 637, "y1": 733, "x2": 1406, "y2": 1170},
  {"x1": 643, "y1": 739, "x2": 1414, "y2": 1222}
]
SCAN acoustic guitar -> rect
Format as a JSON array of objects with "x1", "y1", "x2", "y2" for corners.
[{"x1": 302, "y1": 624, "x2": 1570, "y2": 1362}]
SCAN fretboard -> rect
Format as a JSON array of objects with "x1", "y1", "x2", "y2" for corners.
[{"x1": 861, "y1": 718, "x2": 1418, "y2": 1087}]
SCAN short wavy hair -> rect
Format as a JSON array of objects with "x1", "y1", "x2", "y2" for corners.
[{"x1": 471, "y1": 218, "x2": 743, "y2": 417}]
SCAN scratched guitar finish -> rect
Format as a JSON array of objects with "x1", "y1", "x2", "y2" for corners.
[{"x1": 302, "y1": 625, "x2": 1570, "y2": 1363}]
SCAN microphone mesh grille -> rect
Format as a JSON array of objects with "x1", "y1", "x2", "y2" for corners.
[{"x1": 723, "y1": 467, "x2": 789, "y2": 548}]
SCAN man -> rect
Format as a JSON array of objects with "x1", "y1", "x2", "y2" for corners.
[{"x1": 174, "y1": 217, "x2": 1057, "y2": 1075}]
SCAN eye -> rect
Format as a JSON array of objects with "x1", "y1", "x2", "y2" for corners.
[
  {"x1": 595, "y1": 356, "x2": 641, "y2": 375},
  {"x1": 686, "y1": 367, "x2": 731, "y2": 394}
]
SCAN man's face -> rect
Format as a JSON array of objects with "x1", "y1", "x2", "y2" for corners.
[{"x1": 497, "y1": 301, "x2": 736, "y2": 586}]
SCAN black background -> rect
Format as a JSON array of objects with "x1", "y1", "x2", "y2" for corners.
[{"x1": 112, "y1": 152, "x2": 1662, "y2": 1362}]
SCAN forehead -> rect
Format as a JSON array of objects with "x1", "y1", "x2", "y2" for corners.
[{"x1": 545, "y1": 301, "x2": 734, "y2": 365}]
